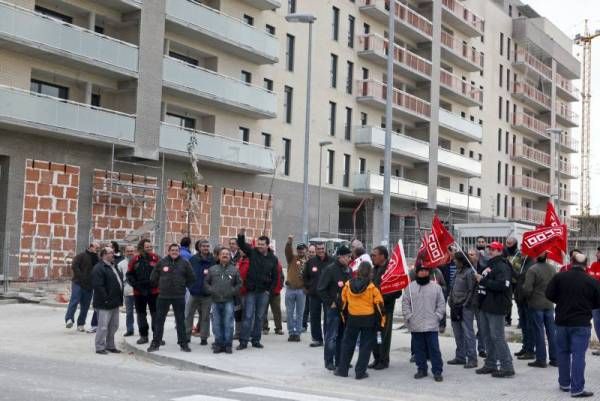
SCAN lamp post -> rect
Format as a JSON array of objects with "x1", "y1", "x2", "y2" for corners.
[
  {"x1": 318, "y1": 140, "x2": 333, "y2": 237},
  {"x1": 286, "y1": 13, "x2": 317, "y2": 243}
]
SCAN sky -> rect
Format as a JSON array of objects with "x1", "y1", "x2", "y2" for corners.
[{"x1": 524, "y1": 0, "x2": 600, "y2": 214}]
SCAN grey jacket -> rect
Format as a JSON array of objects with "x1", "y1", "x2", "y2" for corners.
[
  {"x1": 204, "y1": 262, "x2": 242, "y2": 303},
  {"x1": 522, "y1": 262, "x2": 556, "y2": 310},
  {"x1": 449, "y1": 266, "x2": 476, "y2": 308},
  {"x1": 402, "y1": 281, "x2": 446, "y2": 333}
]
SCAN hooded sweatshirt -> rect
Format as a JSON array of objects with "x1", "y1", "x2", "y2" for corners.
[
  {"x1": 402, "y1": 279, "x2": 446, "y2": 333},
  {"x1": 341, "y1": 277, "x2": 385, "y2": 328}
]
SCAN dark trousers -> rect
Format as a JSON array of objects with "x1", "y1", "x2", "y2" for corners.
[
  {"x1": 337, "y1": 325, "x2": 376, "y2": 376},
  {"x1": 324, "y1": 308, "x2": 344, "y2": 367},
  {"x1": 373, "y1": 309, "x2": 393, "y2": 366},
  {"x1": 153, "y1": 297, "x2": 187, "y2": 346},
  {"x1": 556, "y1": 326, "x2": 591, "y2": 395},
  {"x1": 263, "y1": 293, "x2": 282, "y2": 331},
  {"x1": 518, "y1": 303, "x2": 535, "y2": 353},
  {"x1": 302, "y1": 296, "x2": 310, "y2": 329},
  {"x1": 309, "y1": 294, "x2": 327, "y2": 343},
  {"x1": 412, "y1": 331, "x2": 443, "y2": 376},
  {"x1": 134, "y1": 293, "x2": 157, "y2": 337},
  {"x1": 529, "y1": 308, "x2": 557, "y2": 363}
]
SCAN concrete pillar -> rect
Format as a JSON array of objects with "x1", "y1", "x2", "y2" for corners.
[
  {"x1": 87, "y1": 11, "x2": 96, "y2": 30},
  {"x1": 550, "y1": 59, "x2": 560, "y2": 214},
  {"x1": 164, "y1": 38, "x2": 170, "y2": 55},
  {"x1": 160, "y1": 101, "x2": 167, "y2": 121},
  {"x1": 84, "y1": 82, "x2": 93, "y2": 105},
  {"x1": 427, "y1": 0, "x2": 442, "y2": 210},
  {"x1": 369, "y1": 198, "x2": 384, "y2": 248}
]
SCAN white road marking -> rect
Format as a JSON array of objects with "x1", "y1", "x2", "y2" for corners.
[
  {"x1": 172, "y1": 395, "x2": 240, "y2": 401},
  {"x1": 230, "y1": 387, "x2": 354, "y2": 401}
]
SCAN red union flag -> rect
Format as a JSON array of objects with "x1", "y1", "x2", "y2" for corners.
[
  {"x1": 522, "y1": 224, "x2": 567, "y2": 264},
  {"x1": 380, "y1": 240, "x2": 409, "y2": 295},
  {"x1": 532, "y1": 202, "x2": 565, "y2": 263},
  {"x1": 419, "y1": 215, "x2": 455, "y2": 268}
]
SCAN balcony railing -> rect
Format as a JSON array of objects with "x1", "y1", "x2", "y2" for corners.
[
  {"x1": 360, "y1": 0, "x2": 432, "y2": 39},
  {"x1": 514, "y1": 48, "x2": 552, "y2": 81},
  {"x1": 513, "y1": 82, "x2": 551, "y2": 110},
  {"x1": 556, "y1": 72, "x2": 579, "y2": 100},
  {"x1": 441, "y1": 0, "x2": 484, "y2": 36},
  {"x1": 357, "y1": 79, "x2": 431, "y2": 119},
  {"x1": 559, "y1": 160, "x2": 578, "y2": 177},
  {"x1": 440, "y1": 70, "x2": 483, "y2": 105},
  {"x1": 438, "y1": 108, "x2": 482, "y2": 142},
  {"x1": 511, "y1": 143, "x2": 551, "y2": 167},
  {"x1": 559, "y1": 188, "x2": 578, "y2": 204},
  {"x1": 440, "y1": 31, "x2": 483, "y2": 69},
  {"x1": 510, "y1": 175, "x2": 550, "y2": 196},
  {"x1": 508, "y1": 207, "x2": 545, "y2": 224},
  {"x1": 556, "y1": 100, "x2": 579, "y2": 126},
  {"x1": 511, "y1": 112, "x2": 550, "y2": 138},
  {"x1": 358, "y1": 33, "x2": 432, "y2": 77},
  {"x1": 560, "y1": 134, "x2": 579, "y2": 152}
]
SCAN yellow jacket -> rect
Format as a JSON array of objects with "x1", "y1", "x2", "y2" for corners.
[{"x1": 341, "y1": 279, "x2": 385, "y2": 328}]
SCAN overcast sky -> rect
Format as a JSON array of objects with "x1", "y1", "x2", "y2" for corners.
[{"x1": 524, "y1": 0, "x2": 600, "y2": 214}]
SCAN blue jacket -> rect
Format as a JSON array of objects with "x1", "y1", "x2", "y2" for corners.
[
  {"x1": 180, "y1": 246, "x2": 193, "y2": 261},
  {"x1": 189, "y1": 253, "x2": 215, "y2": 296}
]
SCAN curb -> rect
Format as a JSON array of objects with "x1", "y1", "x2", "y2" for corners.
[{"x1": 120, "y1": 339, "x2": 254, "y2": 379}]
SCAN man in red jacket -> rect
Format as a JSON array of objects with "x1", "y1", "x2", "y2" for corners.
[
  {"x1": 263, "y1": 260, "x2": 285, "y2": 335},
  {"x1": 589, "y1": 247, "x2": 600, "y2": 356},
  {"x1": 234, "y1": 249, "x2": 250, "y2": 340}
]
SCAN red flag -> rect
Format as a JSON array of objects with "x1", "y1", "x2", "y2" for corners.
[
  {"x1": 521, "y1": 224, "x2": 567, "y2": 264},
  {"x1": 419, "y1": 215, "x2": 455, "y2": 268},
  {"x1": 380, "y1": 240, "x2": 409, "y2": 295},
  {"x1": 543, "y1": 201, "x2": 561, "y2": 227}
]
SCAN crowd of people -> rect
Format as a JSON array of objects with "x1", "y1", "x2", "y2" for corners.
[{"x1": 63, "y1": 233, "x2": 600, "y2": 398}]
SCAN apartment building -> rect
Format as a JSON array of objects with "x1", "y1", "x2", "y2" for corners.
[{"x1": 0, "y1": 0, "x2": 579, "y2": 279}]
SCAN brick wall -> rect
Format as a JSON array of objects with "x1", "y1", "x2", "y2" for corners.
[
  {"x1": 91, "y1": 170, "x2": 157, "y2": 244},
  {"x1": 164, "y1": 180, "x2": 212, "y2": 253},
  {"x1": 219, "y1": 188, "x2": 273, "y2": 246},
  {"x1": 19, "y1": 159, "x2": 79, "y2": 280}
]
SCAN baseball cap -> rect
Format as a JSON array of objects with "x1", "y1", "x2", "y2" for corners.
[{"x1": 488, "y1": 241, "x2": 504, "y2": 252}]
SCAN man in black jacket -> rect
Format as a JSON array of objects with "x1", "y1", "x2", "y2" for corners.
[
  {"x1": 236, "y1": 229, "x2": 279, "y2": 350},
  {"x1": 91, "y1": 247, "x2": 123, "y2": 355},
  {"x1": 318, "y1": 245, "x2": 352, "y2": 370},
  {"x1": 303, "y1": 242, "x2": 332, "y2": 347},
  {"x1": 546, "y1": 253, "x2": 600, "y2": 398},
  {"x1": 475, "y1": 241, "x2": 515, "y2": 378},
  {"x1": 65, "y1": 242, "x2": 99, "y2": 331},
  {"x1": 369, "y1": 246, "x2": 401, "y2": 370},
  {"x1": 148, "y1": 244, "x2": 195, "y2": 353}
]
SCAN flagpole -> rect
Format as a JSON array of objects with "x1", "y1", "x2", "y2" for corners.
[{"x1": 452, "y1": 241, "x2": 478, "y2": 275}]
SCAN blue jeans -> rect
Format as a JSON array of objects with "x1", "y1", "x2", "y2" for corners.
[
  {"x1": 285, "y1": 288, "x2": 306, "y2": 336},
  {"x1": 412, "y1": 332, "x2": 443, "y2": 375},
  {"x1": 592, "y1": 309, "x2": 600, "y2": 344},
  {"x1": 480, "y1": 312, "x2": 514, "y2": 371},
  {"x1": 475, "y1": 310, "x2": 486, "y2": 353},
  {"x1": 556, "y1": 326, "x2": 591, "y2": 395},
  {"x1": 125, "y1": 295, "x2": 135, "y2": 334},
  {"x1": 212, "y1": 301, "x2": 234, "y2": 347},
  {"x1": 64, "y1": 282, "x2": 93, "y2": 326},
  {"x1": 529, "y1": 308, "x2": 557, "y2": 363},
  {"x1": 451, "y1": 306, "x2": 477, "y2": 363},
  {"x1": 324, "y1": 308, "x2": 344, "y2": 367},
  {"x1": 518, "y1": 303, "x2": 535, "y2": 353},
  {"x1": 240, "y1": 291, "x2": 269, "y2": 344}
]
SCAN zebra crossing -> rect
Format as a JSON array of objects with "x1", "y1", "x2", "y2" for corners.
[{"x1": 172, "y1": 386, "x2": 356, "y2": 401}]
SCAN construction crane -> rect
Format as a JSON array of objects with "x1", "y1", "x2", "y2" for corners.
[{"x1": 574, "y1": 21, "x2": 600, "y2": 216}]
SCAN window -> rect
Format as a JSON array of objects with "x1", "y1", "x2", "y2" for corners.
[
  {"x1": 288, "y1": 0, "x2": 296, "y2": 13},
  {"x1": 506, "y1": 100, "x2": 510, "y2": 122},
  {"x1": 504, "y1": 195, "x2": 508, "y2": 218},
  {"x1": 499, "y1": 64, "x2": 503, "y2": 87},
  {"x1": 477, "y1": 188, "x2": 481, "y2": 197},
  {"x1": 239, "y1": 127, "x2": 250, "y2": 143},
  {"x1": 343, "y1": 154, "x2": 351, "y2": 187},
  {"x1": 505, "y1": 131, "x2": 509, "y2": 154},
  {"x1": 363, "y1": 23, "x2": 370, "y2": 34},
  {"x1": 497, "y1": 161, "x2": 501, "y2": 184},
  {"x1": 469, "y1": 150, "x2": 474, "y2": 158},
  {"x1": 241, "y1": 70, "x2": 252, "y2": 84},
  {"x1": 508, "y1": 4, "x2": 513, "y2": 16},
  {"x1": 460, "y1": 147, "x2": 465, "y2": 155},
  {"x1": 498, "y1": 96, "x2": 503, "y2": 119},
  {"x1": 284, "y1": 86, "x2": 293, "y2": 123},
  {"x1": 469, "y1": 186, "x2": 473, "y2": 195},
  {"x1": 348, "y1": 15, "x2": 355, "y2": 48},
  {"x1": 362, "y1": 67, "x2": 369, "y2": 79},
  {"x1": 264, "y1": 78, "x2": 273, "y2": 91},
  {"x1": 34, "y1": 6, "x2": 72, "y2": 23},
  {"x1": 169, "y1": 51, "x2": 198, "y2": 66},
  {"x1": 243, "y1": 14, "x2": 254, "y2": 26},
  {"x1": 459, "y1": 183, "x2": 464, "y2": 193},
  {"x1": 359, "y1": 158, "x2": 366, "y2": 174},
  {"x1": 506, "y1": 68, "x2": 511, "y2": 91},
  {"x1": 504, "y1": 164, "x2": 508, "y2": 185},
  {"x1": 498, "y1": 128, "x2": 502, "y2": 151},
  {"x1": 345, "y1": 107, "x2": 352, "y2": 140},
  {"x1": 262, "y1": 133, "x2": 271, "y2": 148},
  {"x1": 91, "y1": 93, "x2": 101, "y2": 107},
  {"x1": 500, "y1": 32, "x2": 504, "y2": 56},
  {"x1": 327, "y1": 150, "x2": 335, "y2": 184},
  {"x1": 346, "y1": 61, "x2": 354, "y2": 94},
  {"x1": 330, "y1": 54, "x2": 338, "y2": 88},
  {"x1": 360, "y1": 112, "x2": 368, "y2": 126},
  {"x1": 266, "y1": 24, "x2": 276, "y2": 35},
  {"x1": 30, "y1": 79, "x2": 69, "y2": 99},
  {"x1": 286, "y1": 34, "x2": 295, "y2": 72},
  {"x1": 166, "y1": 113, "x2": 195, "y2": 130},
  {"x1": 282, "y1": 138, "x2": 291, "y2": 176},
  {"x1": 332, "y1": 7, "x2": 340, "y2": 41},
  {"x1": 478, "y1": 153, "x2": 482, "y2": 161},
  {"x1": 507, "y1": 37, "x2": 511, "y2": 60},
  {"x1": 496, "y1": 194, "x2": 501, "y2": 216},
  {"x1": 329, "y1": 101, "x2": 337, "y2": 136}
]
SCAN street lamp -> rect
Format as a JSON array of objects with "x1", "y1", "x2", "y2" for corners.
[
  {"x1": 546, "y1": 128, "x2": 562, "y2": 215},
  {"x1": 286, "y1": 13, "x2": 316, "y2": 243},
  {"x1": 318, "y1": 140, "x2": 333, "y2": 237}
]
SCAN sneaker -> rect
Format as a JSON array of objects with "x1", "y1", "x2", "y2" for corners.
[
  {"x1": 491, "y1": 369, "x2": 515, "y2": 378},
  {"x1": 106, "y1": 348, "x2": 122, "y2": 354},
  {"x1": 572, "y1": 391, "x2": 594, "y2": 398},
  {"x1": 517, "y1": 352, "x2": 535, "y2": 360},
  {"x1": 180, "y1": 344, "x2": 191, "y2": 352},
  {"x1": 66, "y1": 319, "x2": 74, "y2": 329},
  {"x1": 447, "y1": 359, "x2": 466, "y2": 365},
  {"x1": 355, "y1": 372, "x2": 369, "y2": 380},
  {"x1": 213, "y1": 346, "x2": 223, "y2": 354},
  {"x1": 434, "y1": 374, "x2": 443, "y2": 382},
  {"x1": 293, "y1": 335, "x2": 301, "y2": 342},
  {"x1": 288, "y1": 335, "x2": 295, "y2": 342},
  {"x1": 464, "y1": 360, "x2": 478, "y2": 369},
  {"x1": 96, "y1": 350, "x2": 108, "y2": 355},
  {"x1": 414, "y1": 371, "x2": 427, "y2": 379},
  {"x1": 200, "y1": 339, "x2": 208, "y2": 346},
  {"x1": 123, "y1": 332, "x2": 134, "y2": 337},
  {"x1": 225, "y1": 346, "x2": 233, "y2": 354},
  {"x1": 476, "y1": 366, "x2": 496, "y2": 375},
  {"x1": 147, "y1": 344, "x2": 159, "y2": 352},
  {"x1": 514, "y1": 349, "x2": 526, "y2": 357},
  {"x1": 478, "y1": 351, "x2": 487, "y2": 358},
  {"x1": 310, "y1": 341, "x2": 323, "y2": 348},
  {"x1": 560, "y1": 386, "x2": 571, "y2": 392},
  {"x1": 136, "y1": 336, "x2": 149, "y2": 345},
  {"x1": 368, "y1": 361, "x2": 378, "y2": 369},
  {"x1": 274, "y1": 329, "x2": 284, "y2": 335},
  {"x1": 77, "y1": 325, "x2": 85, "y2": 332},
  {"x1": 86, "y1": 327, "x2": 97, "y2": 334},
  {"x1": 528, "y1": 360, "x2": 547, "y2": 368},
  {"x1": 236, "y1": 342, "x2": 247, "y2": 350},
  {"x1": 333, "y1": 370, "x2": 348, "y2": 377},
  {"x1": 251, "y1": 342, "x2": 264, "y2": 349},
  {"x1": 373, "y1": 362, "x2": 387, "y2": 370}
]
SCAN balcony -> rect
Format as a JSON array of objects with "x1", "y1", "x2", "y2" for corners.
[
  {"x1": 512, "y1": 82, "x2": 551, "y2": 112},
  {"x1": 358, "y1": 34, "x2": 431, "y2": 82},
  {"x1": 559, "y1": 134, "x2": 578, "y2": 153},
  {"x1": 359, "y1": 0, "x2": 432, "y2": 43},
  {"x1": 439, "y1": 31, "x2": 483, "y2": 72},
  {"x1": 556, "y1": 73, "x2": 579, "y2": 102},
  {"x1": 510, "y1": 143, "x2": 551, "y2": 169},
  {"x1": 556, "y1": 101, "x2": 579, "y2": 127},
  {"x1": 165, "y1": 0, "x2": 278, "y2": 64},
  {"x1": 0, "y1": 85, "x2": 135, "y2": 142},
  {"x1": 513, "y1": 48, "x2": 552, "y2": 82},
  {"x1": 440, "y1": 0, "x2": 484, "y2": 37},
  {"x1": 239, "y1": 0, "x2": 281, "y2": 10},
  {"x1": 439, "y1": 70, "x2": 482, "y2": 107},
  {"x1": 559, "y1": 160, "x2": 578, "y2": 179},
  {"x1": 509, "y1": 175, "x2": 550, "y2": 197},
  {"x1": 509, "y1": 206, "x2": 578, "y2": 230},
  {"x1": 559, "y1": 188, "x2": 577, "y2": 205},
  {"x1": 354, "y1": 126, "x2": 481, "y2": 177},
  {"x1": 162, "y1": 57, "x2": 276, "y2": 119},
  {"x1": 0, "y1": 1, "x2": 138, "y2": 77},
  {"x1": 353, "y1": 173, "x2": 481, "y2": 211},
  {"x1": 438, "y1": 108, "x2": 482, "y2": 142},
  {"x1": 159, "y1": 123, "x2": 275, "y2": 174},
  {"x1": 511, "y1": 112, "x2": 550, "y2": 141},
  {"x1": 356, "y1": 79, "x2": 431, "y2": 122}
]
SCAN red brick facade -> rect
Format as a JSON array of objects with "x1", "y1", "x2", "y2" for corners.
[
  {"x1": 219, "y1": 188, "x2": 273, "y2": 245},
  {"x1": 164, "y1": 180, "x2": 212, "y2": 252},
  {"x1": 19, "y1": 159, "x2": 80, "y2": 280}
]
